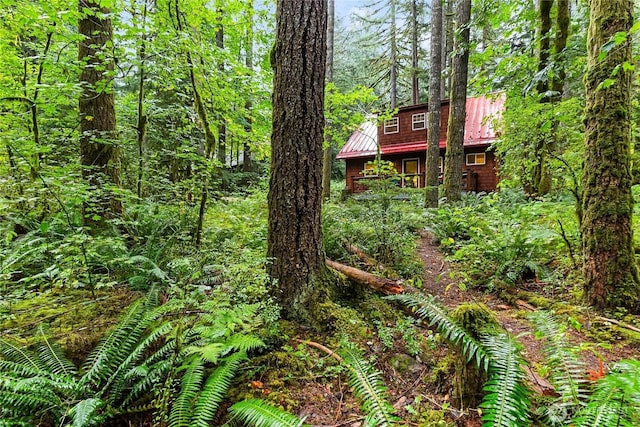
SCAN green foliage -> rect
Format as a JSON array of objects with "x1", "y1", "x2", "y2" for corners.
[
  {"x1": 388, "y1": 293, "x2": 489, "y2": 372},
  {"x1": 0, "y1": 289, "x2": 265, "y2": 426},
  {"x1": 340, "y1": 345, "x2": 399, "y2": 426},
  {"x1": 571, "y1": 359, "x2": 640, "y2": 427},
  {"x1": 425, "y1": 191, "x2": 575, "y2": 291},
  {"x1": 228, "y1": 398, "x2": 308, "y2": 427},
  {"x1": 479, "y1": 333, "x2": 530, "y2": 427},
  {"x1": 529, "y1": 311, "x2": 588, "y2": 424}
]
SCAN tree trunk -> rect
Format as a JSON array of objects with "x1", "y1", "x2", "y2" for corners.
[
  {"x1": 424, "y1": 0, "x2": 443, "y2": 208},
  {"x1": 135, "y1": 0, "x2": 149, "y2": 200},
  {"x1": 442, "y1": 0, "x2": 470, "y2": 202},
  {"x1": 79, "y1": 0, "x2": 122, "y2": 228},
  {"x1": 243, "y1": 0, "x2": 254, "y2": 174},
  {"x1": 410, "y1": 0, "x2": 419, "y2": 105},
  {"x1": 441, "y1": 0, "x2": 454, "y2": 98},
  {"x1": 536, "y1": 0, "x2": 552, "y2": 96},
  {"x1": 322, "y1": 0, "x2": 335, "y2": 200},
  {"x1": 551, "y1": 0, "x2": 569, "y2": 96},
  {"x1": 268, "y1": 0, "x2": 328, "y2": 325},
  {"x1": 216, "y1": 4, "x2": 226, "y2": 167},
  {"x1": 389, "y1": 0, "x2": 397, "y2": 109},
  {"x1": 581, "y1": 0, "x2": 640, "y2": 312}
]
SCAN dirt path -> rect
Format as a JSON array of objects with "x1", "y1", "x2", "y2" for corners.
[{"x1": 417, "y1": 231, "x2": 639, "y2": 378}]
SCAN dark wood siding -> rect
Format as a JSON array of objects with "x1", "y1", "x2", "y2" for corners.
[{"x1": 379, "y1": 103, "x2": 449, "y2": 147}]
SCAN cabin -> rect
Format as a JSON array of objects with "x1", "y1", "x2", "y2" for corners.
[{"x1": 337, "y1": 94, "x2": 505, "y2": 193}]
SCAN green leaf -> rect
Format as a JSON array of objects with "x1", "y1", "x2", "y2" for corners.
[{"x1": 597, "y1": 79, "x2": 616, "y2": 90}]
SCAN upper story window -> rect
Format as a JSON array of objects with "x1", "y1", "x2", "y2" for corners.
[
  {"x1": 412, "y1": 113, "x2": 426, "y2": 130},
  {"x1": 383, "y1": 117, "x2": 399, "y2": 134},
  {"x1": 466, "y1": 152, "x2": 486, "y2": 166}
]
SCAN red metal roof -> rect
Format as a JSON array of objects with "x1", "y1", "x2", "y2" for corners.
[
  {"x1": 336, "y1": 93, "x2": 504, "y2": 159},
  {"x1": 336, "y1": 119, "x2": 378, "y2": 159}
]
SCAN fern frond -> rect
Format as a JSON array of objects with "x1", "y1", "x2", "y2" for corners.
[
  {"x1": 0, "y1": 338, "x2": 41, "y2": 371},
  {"x1": 106, "y1": 321, "x2": 173, "y2": 405},
  {"x1": 529, "y1": 311, "x2": 587, "y2": 419},
  {"x1": 192, "y1": 352, "x2": 246, "y2": 427},
  {"x1": 571, "y1": 359, "x2": 640, "y2": 427},
  {"x1": 479, "y1": 333, "x2": 530, "y2": 427},
  {"x1": 121, "y1": 359, "x2": 173, "y2": 407},
  {"x1": 69, "y1": 398, "x2": 105, "y2": 427},
  {"x1": 227, "y1": 399, "x2": 307, "y2": 427},
  {"x1": 168, "y1": 358, "x2": 205, "y2": 427},
  {"x1": 387, "y1": 293, "x2": 489, "y2": 371},
  {"x1": 36, "y1": 326, "x2": 78, "y2": 377},
  {"x1": 341, "y1": 347, "x2": 397, "y2": 427},
  {"x1": 81, "y1": 292, "x2": 159, "y2": 387}
]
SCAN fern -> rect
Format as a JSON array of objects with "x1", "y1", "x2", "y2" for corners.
[
  {"x1": 228, "y1": 399, "x2": 307, "y2": 427},
  {"x1": 341, "y1": 347, "x2": 398, "y2": 427},
  {"x1": 387, "y1": 293, "x2": 489, "y2": 370},
  {"x1": 192, "y1": 352, "x2": 246, "y2": 427},
  {"x1": 168, "y1": 358, "x2": 206, "y2": 427},
  {"x1": 571, "y1": 359, "x2": 640, "y2": 427},
  {"x1": 529, "y1": 310, "x2": 587, "y2": 421},
  {"x1": 36, "y1": 326, "x2": 78, "y2": 377},
  {"x1": 69, "y1": 398, "x2": 105, "y2": 427},
  {"x1": 479, "y1": 333, "x2": 530, "y2": 427}
]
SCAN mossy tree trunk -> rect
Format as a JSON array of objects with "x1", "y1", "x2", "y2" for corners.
[
  {"x1": 581, "y1": 0, "x2": 640, "y2": 312},
  {"x1": 442, "y1": 0, "x2": 470, "y2": 202},
  {"x1": 268, "y1": 0, "x2": 329, "y2": 325},
  {"x1": 79, "y1": 0, "x2": 122, "y2": 228},
  {"x1": 424, "y1": 0, "x2": 443, "y2": 208}
]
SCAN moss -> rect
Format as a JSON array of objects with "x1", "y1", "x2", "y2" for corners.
[
  {"x1": 316, "y1": 301, "x2": 371, "y2": 340},
  {"x1": 450, "y1": 302, "x2": 499, "y2": 338}
]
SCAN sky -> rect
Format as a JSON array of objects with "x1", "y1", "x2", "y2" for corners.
[{"x1": 335, "y1": 0, "x2": 367, "y2": 22}]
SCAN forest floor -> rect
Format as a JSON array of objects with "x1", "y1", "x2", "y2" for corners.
[{"x1": 272, "y1": 232, "x2": 640, "y2": 427}]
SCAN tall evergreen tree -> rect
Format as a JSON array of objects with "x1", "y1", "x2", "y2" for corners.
[
  {"x1": 78, "y1": 0, "x2": 122, "y2": 227},
  {"x1": 442, "y1": 0, "x2": 470, "y2": 202},
  {"x1": 424, "y1": 0, "x2": 443, "y2": 208},
  {"x1": 268, "y1": 0, "x2": 328, "y2": 324},
  {"x1": 581, "y1": 0, "x2": 639, "y2": 311}
]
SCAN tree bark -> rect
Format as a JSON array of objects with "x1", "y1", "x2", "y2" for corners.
[
  {"x1": 581, "y1": 0, "x2": 640, "y2": 312},
  {"x1": 79, "y1": 0, "x2": 122, "y2": 227},
  {"x1": 410, "y1": 0, "x2": 419, "y2": 105},
  {"x1": 536, "y1": 0, "x2": 552, "y2": 96},
  {"x1": 389, "y1": 0, "x2": 398, "y2": 109},
  {"x1": 424, "y1": 0, "x2": 443, "y2": 208},
  {"x1": 442, "y1": 0, "x2": 470, "y2": 202},
  {"x1": 268, "y1": 0, "x2": 328, "y2": 325},
  {"x1": 441, "y1": 0, "x2": 454, "y2": 98},
  {"x1": 135, "y1": 0, "x2": 149, "y2": 200},
  {"x1": 321, "y1": 0, "x2": 335, "y2": 200}
]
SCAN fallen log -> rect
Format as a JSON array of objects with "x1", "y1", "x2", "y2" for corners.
[
  {"x1": 326, "y1": 258, "x2": 404, "y2": 295},
  {"x1": 342, "y1": 240, "x2": 384, "y2": 271}
]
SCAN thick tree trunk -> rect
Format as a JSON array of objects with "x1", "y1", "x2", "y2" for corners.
[
  {"x1": 581, "y1": 0, "x2": 640, "y2": 312},
  {"x1": 322, "y1": 0, "x2": 335, "y2": 200},
  {"x1": 79, "y1": 0, "x2": 122, "y2": 227},
  {"x1": 442, "y1": 0, "x2": 470, "y2": 202},
  {"x1": 268, "y1": 0, "x2": 328, "y2": 325},
  {"x1": 424, "y1": 0, "x2": 443, "y2": 208},
  {"x1": 551, "y1": 0, "x2": 569, "y2": 96}
]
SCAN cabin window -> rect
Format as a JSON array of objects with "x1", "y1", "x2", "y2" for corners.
[
  {"x1": 363, "y1": 161, "x2": 377, "y2": 176},
  {"x1": 402, "y1": 158, "x2": 420, "y2": 188},
  {"x1": 412, "y1": 113, "x2": 426, "y2": 130},
  {"x1": 466, "y1": 152, "x2": 486, "y2": 166},
  {"x1": 383, "y1": 117, "x2": 399, "y2": 134},
  {"x1": 439, "y1": 156, "x2": 444, "y2": 173}
]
